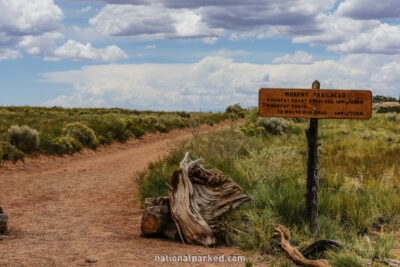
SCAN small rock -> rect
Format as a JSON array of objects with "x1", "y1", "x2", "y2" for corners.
[{"x1": 85, "y1": 259, "x2": 97, "y2": 264}]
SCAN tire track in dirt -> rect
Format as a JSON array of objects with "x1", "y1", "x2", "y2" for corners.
[{"x1": 0, "y1": 121, "x2": 248, "y2": 267}]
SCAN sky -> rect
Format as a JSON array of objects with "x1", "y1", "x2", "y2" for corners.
[{"x1": 1, "y1": 0, "x2": 400, "y2": 111}]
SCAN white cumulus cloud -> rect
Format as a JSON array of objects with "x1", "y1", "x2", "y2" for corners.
[
  {"x1": 89, "y1": 4, "x2": 224, "y2": 39},
  {"x1": 0, "y1": 0, "x2": 63, "y2": 38},
  {"x1": 52, "y1": 40, "x2": 128, "y2": 62},
  {"x1": 328, "y1": 24, "x2": 400, "y2": 54},
  {"x1": 272, "y1": 51, "x2": 314, "y2": 64},
  {"x1": 18, "y1": 32, "x2": 63, "y2": 56},
  {"x1": 40, "y1": 55, "x2": 400, "y2": 110},
  {"x1": 0, "y1": 49, "x2": 22, "y2": 60}
]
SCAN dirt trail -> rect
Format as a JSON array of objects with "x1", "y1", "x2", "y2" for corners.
[{"x1": 0, "y1": 122, "x2": 248, "y2": 267}]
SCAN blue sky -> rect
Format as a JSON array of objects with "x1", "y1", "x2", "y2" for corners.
[{"x1": 1, "y1": 0, "x2": 400, "y2": 111}]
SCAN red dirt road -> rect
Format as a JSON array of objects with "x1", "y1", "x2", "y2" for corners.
[{"x1": 0, "y1": 122, "x2": 247, "y2": 267}]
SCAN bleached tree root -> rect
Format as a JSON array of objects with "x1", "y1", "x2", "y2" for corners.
[{"x1": 274, "y1": 225, "x2": 331, "y2": 267}]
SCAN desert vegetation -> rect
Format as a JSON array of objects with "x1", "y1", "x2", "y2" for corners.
[
  {"x1": 373, "y1": 95, "x2": 400, "y2": 103},
  {"x1": 138, "y1": 108, "x2": 400, "y2": 266},
  {"x1": 0, "y1": 105, "x2": 242, "y2": 162}
]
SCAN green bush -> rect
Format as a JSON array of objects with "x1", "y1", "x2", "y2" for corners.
[
  {"x1": 377, "y1": 106, "x2": 400, "y2": 113},
  {"x1": 8, "y1": 125, "x2": 40, "y2": 153},
  {"x1": 62, "y1": 122, "x2": 99, "y2": 149},
  {"x1": 0, "y1": 142, "x2": 24, "y2": 162},
  {"x1": 257, "y1": 117, "x2": 287, "y2": 135},
  {"x1": 103, "y1": 114, "x2": 131, "y2": 142},
  {"x1": 125, "y1": 118, "x2": 145, "y2": 137},
  {"x1": 48, "y1": 136, "x2": 82, "y2": 155},
  {"x1": 176, "y1": 111, "x2": 190, "y2": 118},
  {"x1": 373, "y1": 95, "x2": 398, "y2": 103},
  {"x1": 155, "y1": 123, "x2": 168, "y2": 133},
  {"x1": 98, "y1": 135, "x2": 107, "y2": 145},
  {"x1": 225, "y1": 103, "x2": 246, "y2": 118}
]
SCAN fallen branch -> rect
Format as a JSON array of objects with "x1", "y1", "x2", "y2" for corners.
[
  {"x1": 301, "y1": 239, "x2": 346, "y2": 258},
  {"x1": 274, "y1": 225, "x2": 331, "y2": 267}
]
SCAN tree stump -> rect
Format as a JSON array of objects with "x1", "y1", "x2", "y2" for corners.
[
  {"x1": 0, "y1": 207, "x2": 8, "y2": 234},
  {"x1": 140, "y1": 197, "x2": 178, "y2": 240},
  {"x1": 140, "y1": 152, "x2": 252, "y2": 246}
]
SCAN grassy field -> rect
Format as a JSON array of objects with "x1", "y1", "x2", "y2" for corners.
[
  {"x1": 0, "y1": 105, "x2": 243, "y2": 162},
  {"x1": 138, "y1": 108, "x2": 400, "y2": 266}
]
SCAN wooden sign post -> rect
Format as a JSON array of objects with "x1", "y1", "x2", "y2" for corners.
[{"x1": 258, "y1": 81, "x2": 372, "y2": 236}]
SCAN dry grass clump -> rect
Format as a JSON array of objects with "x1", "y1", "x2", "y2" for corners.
[
  {"x1": 385, "y1": 112, "x2": 397, "y2": 121},
  {"x1": 8, "y1": 125, "x2": 40, "y2": 153},
  {"x1": 257, "y1": 117, "x2": 287, "y2": 135}
]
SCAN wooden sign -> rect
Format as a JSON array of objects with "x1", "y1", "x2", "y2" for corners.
[{"x1": 259, "y1": 88, "x2": 372, "y2": 119}]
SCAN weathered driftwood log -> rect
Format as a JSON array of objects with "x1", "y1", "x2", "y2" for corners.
[
  {"x1": 274, "y1": 225, "x2": 331, "y2": 267},
  {"x1": 169, "y1": 152, "x2": 252, "y2": 246},
  {"x1": 0, "y1": 207, "x2": 8, "y2": 234},
  {"x1": 140, "y1": 152, "x2": 251, "y2": 246}
]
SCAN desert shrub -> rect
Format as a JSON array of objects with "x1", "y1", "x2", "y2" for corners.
[
  {"x1": 385, "y1": 112, "x2": 397, "y2": 121},
  {"x1": 98, "y1": 135, "x2": 106, "y2": 145},
  {"x1": 155, "y1": 123, "x2": 168, "y2": 133},
  {"x1": 127, "y1": 115, "x2": 158, "y2": 132},
  {"x1": 131, "y1": 125, "x2": 146, "y2": 137},
  {"x1": 176, "y1": 111, "x2": 190, "y2": 118},
  {"x1": 377, "y1": 106, "x2": 400, "y2": 113},
  {"x1": 48, "y1": 136, "x2": 82, "y2": 155},
  {"x1": 8, "y1": 125, "x2": 40, "y2": 153},
  {"x1": 165, "y1": 116, "x2": 190, "y2": 129},
  {"x1": 257, "y1": 117, "x2": 286, "y2": 135},
  {"x1": 373, "y1": 95, "x2": 398, "y2": 103},
  {"x1": 240, "y1": 122, "x2": 263, "y2": 136},
  {"x1": 225, "y1": 103, "x2": 246, "y2": 118},
  {"x1": 102, "y1": 114, "x2": 131, "y2": 142},
  {"x1": 0, "y1": 142, "x2": 24, "y2": 162},
  {"x1": 62, "y1": 122, "x2": 99, "y2": 149},
  {"x1": 238, "y1": 108, "x2": 262, "y2": 136}
]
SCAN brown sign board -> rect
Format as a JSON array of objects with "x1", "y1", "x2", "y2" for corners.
[{"x1": 259, "y1": 88, "x2": 372, "y2": 119}]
